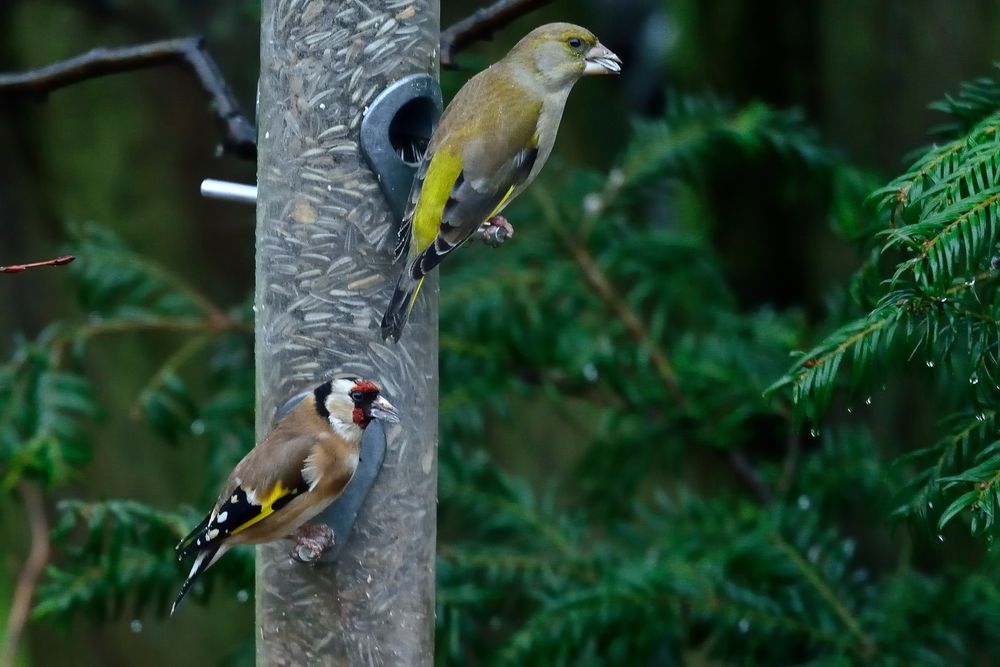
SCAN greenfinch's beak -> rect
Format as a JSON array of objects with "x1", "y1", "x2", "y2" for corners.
[
  {"x1": 369, "y1": 395, "x2": 401, "y2": 424},
  {"x1": 583, "y1": 42, "x2": 622, "y2": 75}
]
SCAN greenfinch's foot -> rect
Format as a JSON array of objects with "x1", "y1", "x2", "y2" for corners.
[
  {"x1": 477, "y1": 216, "x2": 515, "y2": 247},
  {"x1": 288, "y1": 523, "x2": 335, "y2": 563}
]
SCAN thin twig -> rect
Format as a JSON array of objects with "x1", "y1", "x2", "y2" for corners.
[
  {"x1": 0, "y1": 37, "x2": 256, "y2": 161},
  {"x1": 441, "y1": 0, "x2": 553, "y2": 68},
  {"x1": 0, "y1": 255, "x2": 75, "y2": 274},
  {"x1": 1, "y1": 483, "x2": 50, "y2": 667}
]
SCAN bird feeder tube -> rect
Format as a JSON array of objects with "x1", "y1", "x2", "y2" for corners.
[{"x1": 255, "y1": 0, "x2": 439, "y2": 664}]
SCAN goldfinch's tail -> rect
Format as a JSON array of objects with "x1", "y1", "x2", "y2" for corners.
[
  {"x1": 380, "y1": 272, "x2": 425, "y2": 343},
  {"x1": 171, "y1": 544, "x2": 226, "y2": 616}
]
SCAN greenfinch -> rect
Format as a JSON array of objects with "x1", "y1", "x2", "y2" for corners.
[{"x1": 380, "y1": 22, "x2": 621, "y2": 342}]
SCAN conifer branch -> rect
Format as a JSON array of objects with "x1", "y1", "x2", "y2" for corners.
[
  {"x1": 131, "y1": 334, "x2": 213, "y2": 416},
  {"x1": 80, "y1": 246, "x2": 227, "y2": 321},
  {"x1": 692, "y1": 592, "x2": 851, "y2": 649},
  {"x1": 772, "y1": 534, "x2": 876, "y2": 656},
  {"x1": 50, "y1": 318, "x2": 249, "y2": 369},
  {"x1": 533, "y1": 189, "x2": 778, "y2": 504},
  {"x1": 533, "y1": 190, "x2": 687, "y2": 409}
]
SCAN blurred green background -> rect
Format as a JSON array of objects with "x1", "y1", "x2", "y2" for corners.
[{"x1": 2, "y1": 1, "x2": 1000, "y2": 665}]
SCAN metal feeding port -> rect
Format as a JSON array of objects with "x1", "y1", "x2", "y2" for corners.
[{"x1": 360, "y1": 73, "x2": 443, "y2": 223}]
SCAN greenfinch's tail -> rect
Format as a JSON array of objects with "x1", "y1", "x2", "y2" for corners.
[{"x1": 381, "y1": 272, "x2": 425, "y2": 343}]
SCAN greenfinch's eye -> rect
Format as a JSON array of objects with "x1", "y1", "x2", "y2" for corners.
[{"x1": 568, "y1": 37, "x2": 582, "y2": 49}]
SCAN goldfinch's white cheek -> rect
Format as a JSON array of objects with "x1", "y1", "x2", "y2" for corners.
[{"x1": 328, "y1": 413, "x2": 362, "y2": 441}]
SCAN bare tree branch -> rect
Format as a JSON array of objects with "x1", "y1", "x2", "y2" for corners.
[
  {"x1": 0, "y1": 255, "x2": 75, "y2": 274},
  {"x1": 0, "y1": 2, "x2": 554, "y2": 165},
  {"x1": 0, "y1": 37, "x2": 256, "y2": 161},
  {"x1": 1, "y1": 483, "x2": 50, "y2": 667},
  {"x1": 441, "y1": 0, "x2": 553, "y2": 68}
]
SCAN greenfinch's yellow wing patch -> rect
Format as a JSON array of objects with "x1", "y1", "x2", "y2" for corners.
[{"x1": 412, "y1": 147, "x2": 463, "y2": 253}]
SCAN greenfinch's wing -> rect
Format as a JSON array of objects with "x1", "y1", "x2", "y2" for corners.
[
  {"x1": 416, "y1": 148, "x2": 537, "y2": 275},
  {"x1": 394, "y1": 72, "x2": 542, "y2": 272}
]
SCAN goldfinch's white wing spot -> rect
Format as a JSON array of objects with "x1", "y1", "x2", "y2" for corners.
[{"x1": 179, "y1": 482, "x2": 307, "y2": 562}]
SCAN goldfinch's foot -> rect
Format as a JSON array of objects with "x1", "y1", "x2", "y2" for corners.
[
  {"x1": 288, "y1": 524, "x2": 335, "y2": 563},
  {"x1": 477, "y1": 216, "x2": 514, "y2": 247}
]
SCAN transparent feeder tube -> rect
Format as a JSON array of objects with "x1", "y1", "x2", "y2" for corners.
[{"x1": 255, "y1": 1, "x2": 439, "y2": 665}]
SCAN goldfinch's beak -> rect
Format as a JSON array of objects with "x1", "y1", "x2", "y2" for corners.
[
  {"x1": 369, "y1": 396, "x2": 401, "y2": 424},
  {"x1": 584, "y1": 42, "x2": 622, "y2": 75}
]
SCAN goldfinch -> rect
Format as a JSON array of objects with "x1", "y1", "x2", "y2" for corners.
[
  {"x1": 171, "y1": 377, "x2": 399, "y2": 615},
  {"x1": 380, "y1": 22, "x2": 622, "y2": 342}
]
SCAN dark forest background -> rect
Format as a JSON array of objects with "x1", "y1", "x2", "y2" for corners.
[{"x1": 2, "y1": 1, "x2": 1000, "y2": 665}]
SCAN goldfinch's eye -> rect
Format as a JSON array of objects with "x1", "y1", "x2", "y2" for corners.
[
  {"x1": 568, "y1": 37, "x2": 582, "y2": 49},
  {"x1": 350, "y1": 391, "x2": 364, "y2": 402}
]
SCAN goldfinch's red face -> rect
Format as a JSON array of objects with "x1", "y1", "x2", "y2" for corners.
[
  {"x1": 314, "y1": 378, "x2": 400, "y2": 435},
  {"x1": 348, "y1": 379, "x2": 400, "y2": 428}
]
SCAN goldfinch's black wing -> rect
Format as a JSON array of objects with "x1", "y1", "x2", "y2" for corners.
[
  {"x1": 177, "y1": 480, "x2": 308, "y2": 558},
  {"x1": 176, "y1": 430, "x2": 320, "y2": 557},
  {"x1": 176, "y1": 513, "x2": 211, "y2": 554},
  {"x1": 175, "y1": 484, "x2": 299, "y2": 615}
]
